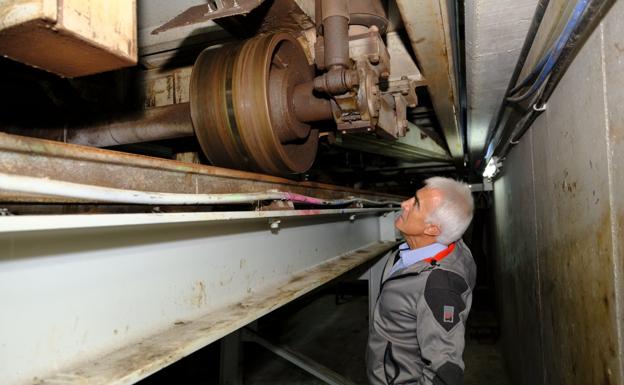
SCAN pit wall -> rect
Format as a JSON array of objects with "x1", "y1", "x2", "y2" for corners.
[{"x1": 492, "y1": 2, "x2": 624, "y2": 384}]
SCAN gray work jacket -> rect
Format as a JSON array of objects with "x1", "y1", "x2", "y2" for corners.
[{"x1": 366, "y1": 240, "x2": 477, "y2": 385}]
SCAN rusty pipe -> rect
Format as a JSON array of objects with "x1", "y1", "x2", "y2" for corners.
[
  {"x1": 2, "y1": 103, "x2": 195, "y2": 148},
  {"x1": 313, "y1": 68, "x2": 359, "y2": 95},
  {"x1": 293, "y1": 81, "x2": 334, "y2": 123},
  {"x1": 321, "y1": 0, "x2": 350, "y2": 70}
]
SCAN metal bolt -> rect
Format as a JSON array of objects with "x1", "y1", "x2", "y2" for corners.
[{"x1": 269, "y1": 219, "x2": 281, "y2": 230}]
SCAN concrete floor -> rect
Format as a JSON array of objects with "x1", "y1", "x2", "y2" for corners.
[
  {"x1": 245, "y1": 283, "x2": 511, "y2": 385},
  {"x1": 139, "y1": 282, "x2": 511, "y2": 385}
]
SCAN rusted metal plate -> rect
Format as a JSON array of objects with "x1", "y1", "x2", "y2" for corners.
[
  {"x1": 0, "y1": 132, "x2": 402, "y2": 203},
  {"x1": 151, "y1": 0, "x2": 265, "y2": 35},
  {"x1": 492, "y1": 131, "x2": 543, "y2": 385},
  {"x1": 395, "y1": 0, "x2": 462, "y2": 161},
  {"x1": 150, "y1": 0, "x2": 314, "y2": 40},
  {"x1": 0, "y1": 0, "x2": 136, "y2": 77}
]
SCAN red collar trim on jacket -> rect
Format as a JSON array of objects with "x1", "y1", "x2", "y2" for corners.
[{"x1": 423, "y1": 242, "x2": 456, "y2": 264}]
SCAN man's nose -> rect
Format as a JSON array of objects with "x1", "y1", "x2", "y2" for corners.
[{"x1": 401, "y1": 198, "x2": 412, "y2": 210}]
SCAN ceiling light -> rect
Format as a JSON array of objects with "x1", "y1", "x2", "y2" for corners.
[{"x1": 482, "y1": 156, "x2": 501, "y2": 179}]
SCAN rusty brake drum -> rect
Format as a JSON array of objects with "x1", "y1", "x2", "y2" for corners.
[{"x1": 190, "y1": 32, "x2": 319, "y2": 176}]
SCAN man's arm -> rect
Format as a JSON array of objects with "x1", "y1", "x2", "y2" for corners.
[{"x1": 415, "y1": 269, "x2": 471, "y2": 385}]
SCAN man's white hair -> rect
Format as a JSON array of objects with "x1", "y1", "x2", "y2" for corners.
[{"x1": 424, "y1": 177, "x2": 474, "y2": 245}]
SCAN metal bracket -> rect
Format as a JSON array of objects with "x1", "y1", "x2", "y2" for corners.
[
  {"x1": 241, "y1": 328, "x2": 356, "y2": 385},
  {"x1": 0, "y1": 208, "x2": 13, "y2": 216}
]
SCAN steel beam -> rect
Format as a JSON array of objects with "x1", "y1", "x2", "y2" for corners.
[
  {"x1": 0, "y1": 209, "x2": 398, "y2": 385},
  {"x1": 395, "y1": 0, "x2": 463, "y2": 161},
  {"x1": 334, "y1": 122, "x2": 452, "y2": 164},
  {"x1": 0, "y1": 132, "x2": 401, "y2": 203}
]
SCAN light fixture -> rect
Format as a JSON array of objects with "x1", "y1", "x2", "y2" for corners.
[{"x1": 482, "y1": 156, "x2": 501, "y2": 179}]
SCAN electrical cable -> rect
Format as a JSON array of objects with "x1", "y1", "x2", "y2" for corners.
[
  {"x1": 0, "y1": 172, "x2": 402, "y2": 207},
  {"x1": 481, "y1": 0, "x2": 550, "y2": 164},
  {"x1": 500, "y1": 0, "x2": 616, "y2": 156},
  {"x1": 507, "y1": 53, "x2": 549, "y2": 96},
  {"x1": 506, "y1": 0, "x2": 590, "y2": 103}
]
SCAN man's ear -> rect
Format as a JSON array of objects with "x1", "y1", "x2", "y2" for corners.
[{"x1": 424, "y1": 223, "x2": 441, "y2": 237}]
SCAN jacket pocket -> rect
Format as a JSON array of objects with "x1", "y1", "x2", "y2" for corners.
[{"x1": 383, "y1": 341, "x2": 400, "y2": 385}]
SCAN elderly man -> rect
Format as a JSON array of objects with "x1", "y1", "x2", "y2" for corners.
[{"x1": 367, "y1": 177, "x2": 476, "y2": 385}]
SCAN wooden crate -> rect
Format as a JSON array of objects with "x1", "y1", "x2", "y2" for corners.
[{"x1": 0, "y1": 0, "x2": 137, "y2": 77}]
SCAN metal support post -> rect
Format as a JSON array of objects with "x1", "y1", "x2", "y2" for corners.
[
  {"x1": 220, "y1": 330, "x2": 243, "y2": 385},
  {"x1": 242, "y1": 328, "x2": 356, "y2": 385}
]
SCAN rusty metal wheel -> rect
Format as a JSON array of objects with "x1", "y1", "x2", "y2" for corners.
[{"x1": 190, "y1": 32, "x2": 318, "y2": 176}]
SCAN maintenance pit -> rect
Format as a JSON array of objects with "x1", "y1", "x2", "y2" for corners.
[{"x1": 1, "y1": 0, "x2": 623, "y2": 384}]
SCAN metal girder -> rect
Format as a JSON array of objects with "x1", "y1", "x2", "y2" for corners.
[
  {"x1": 333, "y1": 122, "x2": 452, "y2": 164},
  {"x1": 151, "y1": 0, "x2": 266, "y2": 35},
  {"x1": 0, "y1": 209, "x2": 398, "y2": 385},
  {"x1": 137, "y1": 0, "x2": 231, "y2": 58},
  {"x1": 0, "y1": 133, "x2": 400, "y2": 203},
  {"x1": 395, "y1": 0, "x2": 463, "y2": 161}
]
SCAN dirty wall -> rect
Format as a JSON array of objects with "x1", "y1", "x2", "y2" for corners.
[{"x1": 492, "y1": 2, "x2": 624, "y2": 385}]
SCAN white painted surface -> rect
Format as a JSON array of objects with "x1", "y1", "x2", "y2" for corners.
[{"x1": 0, "y1": 210, "x2": 397, "y2": 384}]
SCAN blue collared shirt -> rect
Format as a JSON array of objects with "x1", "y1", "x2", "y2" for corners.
[{"x1": 389, "y1": 242, "x2": 448, "y2": 276}]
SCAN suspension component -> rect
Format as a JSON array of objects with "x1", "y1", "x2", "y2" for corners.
[{"x1": 313, "y1": 0, "x2": 418, "y2": 139}]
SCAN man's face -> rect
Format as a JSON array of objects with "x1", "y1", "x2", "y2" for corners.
[{"x1": 395, "y1": 187, "x2": 442, "y2": 237}]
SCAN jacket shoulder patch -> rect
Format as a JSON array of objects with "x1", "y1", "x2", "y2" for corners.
[
  {"x1": 433, "y1": 361, "x2": 464, "y2": 385},
  {"x1": 425, "y1": 269, "x2": 468, "y2": 331}
]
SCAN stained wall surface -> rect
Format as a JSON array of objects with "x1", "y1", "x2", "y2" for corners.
[{"x1": 492, "y1": 2, "x2": 624, "y2": 384}]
